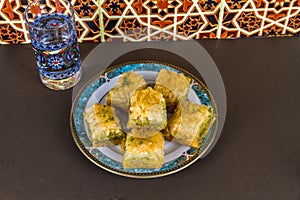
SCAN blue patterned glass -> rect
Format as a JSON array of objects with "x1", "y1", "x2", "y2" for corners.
[{"x1": 24, "y1": 0, "x2": 81, "y2": 90}]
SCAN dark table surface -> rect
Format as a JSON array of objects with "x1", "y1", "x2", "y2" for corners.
[{"x1": 0, "y1": 37, "x2": 299, "y2": 200}]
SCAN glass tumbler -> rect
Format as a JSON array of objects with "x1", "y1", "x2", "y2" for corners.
[{"x1": 24, "y1": 0, "x2": 81, "y2": 90}]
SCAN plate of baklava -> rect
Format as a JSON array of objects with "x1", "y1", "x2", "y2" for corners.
[{"x1": 70, "y1": 61, "x2": 218, "y2": 178}]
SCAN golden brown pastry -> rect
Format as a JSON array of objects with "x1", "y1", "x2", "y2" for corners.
[
  {"x1": 165, "y1": 101, "x2": 215, "y2": 148},
  {"x1": 127, "y1": 87, "x2": 167, "y2": 131},
  {"x1": 123, "y1": 132, "x2": 164, "y2": 169},
  {"x1": 154, "y1": 69, "x2": 191, "y2": 112},
  {"x1": 84, "y1": 103, "x2": 125, "y2": 146},
  {"x1": 106, "y1": 71, "x2": 147, "y2": 111}
]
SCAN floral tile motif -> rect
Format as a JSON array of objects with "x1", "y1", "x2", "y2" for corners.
[
  {"x1": 101, "y1": 0, "x2": 221, "y2": 41},
  {"x1": 150, "y1": 30, "x2": 174, "y2": 41},
  {"x1": 219, "y1": 0, "x2": 300, "y2": 38},
  {"x1": 2, "y1": 0, "x2": 24, "y2": 21},
  {"x1": 286, "y1": 8, "x2": 300, "y2": 34}
]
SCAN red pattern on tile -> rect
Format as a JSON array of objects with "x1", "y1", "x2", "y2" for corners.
[
  {"x1": 198, "y1": 0, "x2": 220, "y2": 12},
  {"x1": 132, "y1": 0, "x2": 144, "y2": 14},
  {"x1": 55, "y1": 0, "x2": 66, "y2": 13},
  {"x1": 288, "y1": 14, "x2": 300, "y2": 30},
  {"x1": 177, "y1": 15, "x2": 204, "y2": 37},
  {"x1": 102, "y1": 0, "x2": 126, "y2": 16},
  {"x1": 0, "y1": 23, "x2": 26, "y2": 44},
  {"x1": 151, "y1": 17, "x2": 173, "y2": 28},
  {"x1": 226, "y1": 0, "x2": 248, "y2": 9},
  {"x1": 29, "y1": 0, "x2": 41, "y2": 16},
  {"x1": 119, "y1": 18, "x2": 148, "y2": 40},
  {"x1": 182, "y1": 0, "x2": 193, "y2": 12},
  {"x1": 237, "y1": 12, "x2": 262, "y2": 32},
  {"x1": 220, "y1": 0, "x2": 299, "y2": 38},
  {"x1": 2, "y1": 0, "x2": 14, "y2": 20},
  {"x1": 74, "y1": 0, "x2": 98, "y2": 18},
  {"x1": 151, "y1": 31, "x2": 173, "y2": 40}
]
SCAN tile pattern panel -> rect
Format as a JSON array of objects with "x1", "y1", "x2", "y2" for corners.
[
  {"x1": 0, "y1": 0, "x2": 28, "y2": 44},
  {"x1": 219, "y1": 0, "x2": 300, "y2": 38},
  {"x1": 0, "y1": 0, "x2": 299, "y2": 44},
  {"x1": 73, "y1": 0, "x2": 101, "y2": 42},
  {"x1": 101, "y1": 0, "x2": 221, "y2": 41},
  {"x1": 0, "y1": 0, "x2": 100, "y2": 44}
]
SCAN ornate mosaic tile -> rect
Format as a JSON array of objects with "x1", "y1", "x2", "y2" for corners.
[
  {"x1": 0, "y1": 0, "x2": 29, "y2": 44},
  {"x1": 0, "y1": 0, "x2": 299, "y2": 43},
  {"x1": 73, "y1": 0, "x2": 101, "y2": 42},
  {"x1": 0, "y1": 22, "x2": 27, "y2": 44},
  {"x1": 101, "y1": 0, "x2": 221, "y2": 41},
  {"x1": 0, "y1": 0, "x2": 100, "y2": 44},
  {"x1": 286, "y1": 8, "x2": 300, "y2": 34},
  {"x1": 219, "y1": 0, "x2": 300, "y2": 38}
]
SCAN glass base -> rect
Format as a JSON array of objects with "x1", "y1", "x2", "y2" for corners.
[{"x1": 40, "y1": 68, "x2": 82, "y2": 90}]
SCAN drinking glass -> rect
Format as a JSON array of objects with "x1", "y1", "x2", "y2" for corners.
[{"x1": 24, "y1": 0, "x2": 81, "y2": 90}]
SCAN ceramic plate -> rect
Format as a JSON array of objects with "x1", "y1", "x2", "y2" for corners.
[{"x1": 70, "y1": 61, "x2": 218, "y2": 178}]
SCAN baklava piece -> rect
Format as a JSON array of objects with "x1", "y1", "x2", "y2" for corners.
[{"x1": 84, "y1": 103, "x2": 125, "y2": 146}]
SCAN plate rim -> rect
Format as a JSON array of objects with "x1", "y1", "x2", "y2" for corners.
[{"x1": 70, "y1": 60, "x2": 218, "y2": 178}]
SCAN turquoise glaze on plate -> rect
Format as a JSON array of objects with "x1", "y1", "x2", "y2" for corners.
[{"x1": 70, "y1": 61, "x2": 218, "y2": 178}]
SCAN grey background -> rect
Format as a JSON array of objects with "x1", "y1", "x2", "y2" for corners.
[{"x1": 0, "y1": 37, "x2": 299, "y2": 200}]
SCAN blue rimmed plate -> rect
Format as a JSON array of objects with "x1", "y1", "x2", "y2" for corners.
[{"x1": 70, "y1": 61, "x2": 218, "y2": 178}]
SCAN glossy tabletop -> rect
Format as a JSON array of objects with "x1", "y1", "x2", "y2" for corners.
[{"x1": 0, "y1": 37, "x2": 299, "y2": 200}]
